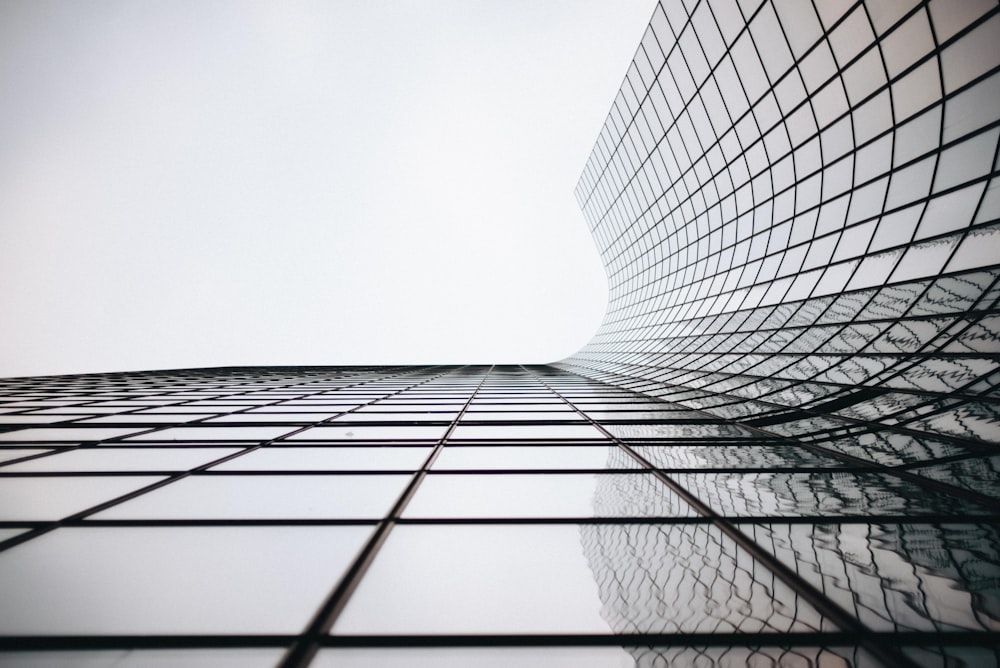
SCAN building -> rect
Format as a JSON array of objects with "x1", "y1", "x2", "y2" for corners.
[{"x1": 1, "y1": 1, "x2": 998, "y2": 666}]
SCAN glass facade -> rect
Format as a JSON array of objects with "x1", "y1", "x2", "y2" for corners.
[
  {"x1": 560, "y1": 0, "x2": 1000, "y2": 476},
  {"x1": 1, "y1": 1, "x2": 998, "y2": 666},
  {"x1": 0, "y1": 365, "x2": 997, "y2": 666}
]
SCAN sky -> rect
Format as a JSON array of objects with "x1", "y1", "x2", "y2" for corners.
[{"x1": 0, "y1": 0, "x2": 656, "y2": 377}]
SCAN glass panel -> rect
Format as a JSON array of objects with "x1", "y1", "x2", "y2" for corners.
[
  {"x1": 0, "y1": 428, "x2": 142, "y2": 442},
  {"x1": 947, "y1": 223, "x2": 1000, "y2": 273},
  {"x1": 891, "y1": 59, "x2": 942, "y2": 122},
  {"x1": 330, "y1": 412, "x2": 454, "y2": 422},
  {"x1": 433, "y1": 445, "x2": 629, "y2": 471},
  {"x1": 312, "y1": 646, "x2": 883, "y2": 668},
  {"x1": 332, "y1": 523, "x2": 831, "y2": 635},
  {"x1": 0, "y1": 448, "x2": 51, "y2": 464},
  {"x1": 0, "y1": 415, "x2": 78, "y2": 424},
  {"x1": 204, "y1": 413, "x2": 340, "y2": 423},
  {"x1": 3, "y1": 447, "x2": 241, "y2": 472},
  {"x1": 882, "y1": 10, "x2": 934, "y2": 79},
  {"x1": 581, "y1": 409, "x2": 708, "y2": 421},
  {"x1": 212, "y1": 446, "x2": 431, "y2": 471},
  {"x1": 634, "y1": 444, "x2": 852, "y2": 469},
  {"x1": 605, "y1": 423, "x2": 757, "y2": 439},
  {"x1": 940, "y1": 14, "x2": 1000, "y2": 94},
  {"x1": 0, "y1": 526, "x2": 372, "y2": 634},
  {"x1": 0, "y1": 649, "x2": 284, "y2": 667},
  {"x1": 0, "y1": 476, "x2": 164, "y2": 520},
  {"x1": 672, "y1": 472, "x2": 992, "y2": 517},
  {"x1": 904, "y1": 645, "x2": 1000, "y2": 667},
  {"x1": 94, "y1": 474, "x2": 410, "y2": 520},
  {"x1": 0, "y1": 528, "x2": 29, "y2": 543},
  {"x1": 750, "y1": 523, "x2": 1000, "y2": 632},
  {"x1": 911, "y1": 455, "x2": 1000, "y2": 499},
  {"x1": 312, "y1": 647, "x2": 637, "y2": 668},
  {"x1": 890, "y1": 237, "x2": 959, "y2": 283},
  {"x1": 403, "y1": 473, "x2": 695, "y2": 519},
  {"x1": 460, "y1": 411, "x2": 584, "y2": 421},
  {"x1": 449, "y1": 425, "x2": 606, "y2": 440},
  {"x1": 287, "y1": 426, "x2": 448, "y2": 441},
  {"x1": 125, "y1": 427, "x2": 295, "y2": 442}
]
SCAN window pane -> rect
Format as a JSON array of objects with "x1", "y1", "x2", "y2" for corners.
[{"x1": 0, "y1": 526, "x2": 372, "y2": 634}]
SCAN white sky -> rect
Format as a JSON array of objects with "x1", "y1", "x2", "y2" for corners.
[{"x1": 0, "y1": 0, "x2": 655, "y2": 377}]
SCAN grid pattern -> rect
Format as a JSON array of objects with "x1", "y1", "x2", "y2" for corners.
[
  {"x1": 560, "y1": 0, "x2": 1000, "y2": 506},
  {"x1": 0, "y1": 365, "x2": 998, "y2": 666},
  {"x1": 2, "y1": 0, "x2": 999, "y2": 666}
]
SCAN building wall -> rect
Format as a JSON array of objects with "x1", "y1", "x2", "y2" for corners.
[
  {"x1": 1, "y1": 365, "x2": 998, "y2": 668},
  {"x1": 1, "y1": 2, "x2": 999, "y2": 667},
  {"x1": 558, "y1": 0, "x2": 1000, "y2": 496}
]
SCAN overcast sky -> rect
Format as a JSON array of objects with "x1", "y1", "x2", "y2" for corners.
[{"x1": 0, "y1": 0, "x2": 655, "y2": 378}]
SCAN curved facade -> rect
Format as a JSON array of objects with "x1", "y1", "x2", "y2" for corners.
[
  {"x1": 0, "y1": 2, "x2": 998, "y2": 667},
  {"x1": 559, "y1": 0, "x2": 1000, "y2": 497}
]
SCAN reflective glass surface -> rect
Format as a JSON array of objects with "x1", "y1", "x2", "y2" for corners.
[
  {"x1": 94, "y1": 474, "x2": 410, "y2": 520},
  {"x1": 332, "y1": 523, "x2": 830, "y2": 635},
  {"x1": 0, "y1": 476, "x2": 164, "y2": 520},
  {"x1": 0, "y1": 363, "x2": 996, "y2": 665},
  {"x1": 749, "y1": 522, "x2": 1000, "y2": 632},
  {"x1": 450, "y1": 424, "x2": 606, "y2": 440},
  {"x1": 0, "y1": 649, "x2": 284, "y2": 667},
  {"x1": 404, "y1": 473, "x2": 696, "y2": 519},
  {"x1": 3, "y1": 447, "x2": 241, "y2": 472},
  {"x1": 2, "y1": 0, "x2": 999, "y2": 663},
  {"x1": 0, "y1": 526, "x2": 372, "y2": 634},
  {"x1": 211, "y1": 446, "x2": 432, "y2": 471},
  {"x1": 287, "y1": 425, "x2": 448, "y2": 441},
  {"x1": 312, "y1": 647, "x2": 636, "y2": 667},
  {"x1": 432, "y1": 444, "x2": 628, "y2": 470}
]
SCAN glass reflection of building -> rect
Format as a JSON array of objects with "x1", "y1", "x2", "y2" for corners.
[{"x1": 1, "y1": 1, "x2": 998, "y2": 666}]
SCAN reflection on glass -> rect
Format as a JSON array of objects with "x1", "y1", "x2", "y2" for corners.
[
  {"x1": 816, "y1": 432, "x2": 973, "y2": 466},
  {"x1": 581, "y1": 410, "x2": 710, "y2": 421},
  {"x1": 903, "y1": 645, "x2": 1000, "y2": 668},
  {"x1": 606, "y1": 424, "x2": 758, "y2": 439},
  {"x1": 750, "y1": 523, "x2": 1000, "y2": 632},
  {"x1": 628, "y1": 646, "x2": 884, "y2": 667},
  {"x1": 450, "y1": 424, "x2": 606, "y2": 440},
  {"x1": 634, "y1": 443, "x2": 850, "y2": 469},
  {"x1": 433, "y1": 445, "x2": 628, "y2": 471},
  {"x1": 579, "y1": 522, "x2": 831, "y2": 634},
  {"x1": 333, "y1": 523, "x2": 830, "y2": 635},
  {"x1": 0, "y1": 0, "x2": 998, "y2": 659},
  {"x1": 460, "y1": 411, "x2": 585, "y2": 421},
  {"x1": 404, "y1": 473, "x2": 695, "y2": 519},
  {"x1": 911, "y1": 456, "x2": 1000, "y2": 499},
  {"x1": 670, "y1": 472, "x2": 989, "y2": 517},
  {"x1": 316, "y1": 646, "x2": 886, "y2": 668},
  {"x1": 333, "y1": 524, "x2": 613, "y2": 634}
]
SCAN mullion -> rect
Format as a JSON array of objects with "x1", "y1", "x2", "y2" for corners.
[
  {"x1": 277, "y1": 366, "x2": 495, "y2": 668},
  {"x1": 523, "y1": 364, "x2": 922, "y2": 668}
]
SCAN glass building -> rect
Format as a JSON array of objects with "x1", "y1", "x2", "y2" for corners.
[{"x1": 1, "y1": 1, "x2": 998, "y2": 666}]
